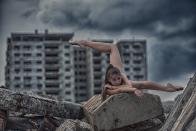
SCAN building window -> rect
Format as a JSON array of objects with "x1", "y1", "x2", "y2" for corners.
[
  {"x1": 24, "y1": 84, "x2": 31, "y2": 88},
  {"x1": 24, "y1": 61, "x2": 32, "y2": 65},
  {"x1": 14, "y1": 61, "x2": 20, "y2": 64},
  {"x1": 45, "y1": 54, "x2": 58, "y2": 57},
  {"x1": 37, "y1": 76, "x2": 42, "y2": 80},
  {"x1": 23, "y1": 45, "x2": 31, "y2": 50},
  {"x1": 45, "y1": 36, "x2": 61, "y2": 41},
  {"x1": 36, "y1": 45, "x2": 42, "y2": 49},
  {"x1": 12, "y1": 36, "x2": 21, "y2": 41},
  {"x1": 123, "y1": 53, "x2": 130, "y2": 57},
  {"x1": 93, "y1": 51, "x2": 101, "y2": 57},
  {"x1": 79, "y1": 57, "x2": 84, "y2": 61},
  {"x1": 79, "y1": 93, "x2": 86, "y2": 97},
  {"x1": 125, "y1": 68, "x2": 130, "y2": 71},
  {"x1": 65, "y1": 91, "x2": 71, "y2": 95},
  {"x1": 79, "y1": 79, "x2": 86, "y2": 82},
  {"x1": 94, "y1": 60, "x2": 101, "y2": 64},
  {"x1": 65, "y1": 76, "x2": 71, "y2": 79},
  {"x1": 94, "y1": 76, "x2": 101, "y2": 79},
  {"x1": 94, "y1": 68, "x2": 101, "y2": 72},
  {"x1": 23, "y1": 53, "x2": 32, "y2": 57},
  {"x1": 37, "y1": 84, "x2": 42, "y2": 88},
  {"x1": 14, "y1": 53, "x2": 20, "y2": 57},
  {"x1": 36, "y1": 68, "x2": 42, "y2": 72},
  {"x1": 133, "y1": 60, "x2": 141, "y2": 64},
  {"x1": 134, "y1": 75, "x2": 144, "y2": 79},
  {"x1": 124, "y1": 60, "x2": 129, "y2": 64},
  {"x1": 15, "y1": 84, "x2": 20, "y2": 88},
  {"x1": 65, "y1": 68, "x2": 70, "y2": 72},
  {"x1": 36, "y1": 53, "x2": 42, "y2": 57},
  {"x1": 14, "y1": 45, "x2": 20, "y2": 50},
  {"x1": 64, "y1": 45, "x2": 70, "y2": 48},
  {"x1": 65, "y1": 83, "x2": 71, "y2": 87},
  {"x1": 66, "y1": 99, "x2": 71, "y2": 101},
  {"x1": 79, "y1": 86, "x2": 86, "y2": 89},
  {"x1": 94, "y1": 90, "x2": 101, "y2": 94},
  {"x1": 94, "y1": 83, "x2": 101, "y2": 87},
  {"x1": 24, "y1": 68, "x2": 32, "y2": 72},
  {"x1": 65, "y1": 60, "x2": 70, "y2": 64},
  {"x1": 45, "y1": 46, "x2": 59, "y2": 49},
  {"x1": 133, "y1": 67, "x2": 141, "y2": 72},
  {"x1": 45, "y1": 69, "x2": 59, "y2": 72},
  {"x1": 123, "y1": 45, "x2": 129, "y2": 49},
  {"x1": 24, "y1": 76, "x2": 32, "y2": 81},
  {"x1": 133, "y1": 44, "x2": 141, "y2": 49},
  {"x1": 14, "y1": 68, "x2": 20, "y2": 73},
  {"x1": 133, "y1": 53, "x2": 143, "y2": 57},
  {"x1": 36, "y1": 61, "x2": 42, "y2": 64},
  {"x1": 65, "y1": 53, "x2": 70, "y2": 56},
  {"x1": 14, "y1": 76, "x2": 21, "y2": 80}
]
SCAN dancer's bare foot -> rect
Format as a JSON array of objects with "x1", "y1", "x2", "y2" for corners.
[
  {"x1": 166, "y1": 83, "x2": 184, "y2": 92},
  {"x1": 69, "y1": 40, "x2": 87, "y2": 47}
]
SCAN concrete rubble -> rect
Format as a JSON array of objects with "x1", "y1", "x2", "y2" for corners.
[
  {"x1": 0, "y1": 73, "x2": 195, "y2": 131},
  {"x1": 159, "y1": 73, "x2": 196, "y2": 131},
  {"x1": 83, "y1": 93, "x2": 164, "y2": 131}
]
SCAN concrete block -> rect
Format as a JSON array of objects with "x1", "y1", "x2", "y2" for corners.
[{"x1": 84, "y1": 93, "x2": 164, "y2": 131}]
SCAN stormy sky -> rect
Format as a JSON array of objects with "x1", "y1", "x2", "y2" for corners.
[{"x1": 1, "y1": 0, "x2": 195, "y2": 100}]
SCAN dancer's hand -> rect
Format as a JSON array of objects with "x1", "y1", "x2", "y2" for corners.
[
  {"x1": 134, "y1": 89, "x2": 144, "y2": 97},
  {"x1": 105, "y1": 84, "x2": 121, "y2": 95}
]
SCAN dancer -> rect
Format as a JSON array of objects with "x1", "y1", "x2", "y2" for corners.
[{"x1": 69, "y1": 40, "x2": 183, "y2": 99}]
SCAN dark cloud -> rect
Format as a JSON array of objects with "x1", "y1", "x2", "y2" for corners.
[
  {"x1": 2, "y1": 0, "x2": 196, "y2": 82},
  {"x1": 150, "y1": 38, "x2": 196, "y2": 81},
  {"x1": 34, "y1": 0, "x2": 196, "y2": 82},
  {"x1": 32, "y1": 0, "x2": 195, "y2": 33}
]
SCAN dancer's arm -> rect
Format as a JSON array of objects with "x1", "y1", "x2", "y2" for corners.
[{"x1": 105, "y1": 84, "x2": 143, "y2": 96}]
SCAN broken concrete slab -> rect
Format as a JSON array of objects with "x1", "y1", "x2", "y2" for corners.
[
  {"x1": 160, "y1": 73, "x2": 196, "y2": 131},
  {"x1": 0, "y1": 88, "x2": 84, "y2": 119},
  {"x1": 84, "y1": 93, "x2": 164, "y2": 131}
]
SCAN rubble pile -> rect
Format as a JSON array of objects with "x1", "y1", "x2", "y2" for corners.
[
  {"x1": 160, "y1": 73, "x2": 196, "y2": 131},
  {"x1": 0, "y1": 73, "x2": 195, "y2": 131}
]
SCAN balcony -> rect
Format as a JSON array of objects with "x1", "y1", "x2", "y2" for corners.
[
  {"x1": 45, "y1": 80, "x2": 60, "y2": 84},
  {"x1": 44, "y1": 64, "x2": 60, "y2": 69},
  {"x1": 45, "y1": 57, "x2": 61, "y2": 61},
  {"x1": 45, "y1": 72, "x2": 60, "y2": 77},
  {"x1": 45, "y1": 49, "x2": 61, "y2": 54}
]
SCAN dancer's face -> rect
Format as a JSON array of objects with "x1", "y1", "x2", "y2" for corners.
[{"x1": 109, "y1": 74, "x2": 122, "y2": 86}]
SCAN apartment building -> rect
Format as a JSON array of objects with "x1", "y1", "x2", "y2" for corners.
[
  {"x1": 5, "y1": 30, "x2": 76, "y2": 101},
  {"x1": 5, "y1": 30, "x2": 147, "y2": 102},
  {"x1": 117, "y1": 39, "x2": 147, "y2": 81}
]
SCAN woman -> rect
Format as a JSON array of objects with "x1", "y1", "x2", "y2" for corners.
[{"x1": 70, "y1": 40, "x2": 183, "y2": 99}]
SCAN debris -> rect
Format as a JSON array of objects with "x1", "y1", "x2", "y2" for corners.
[
  {"x1": 0, "y1": 88, "x2": 84, "y2": 119},
  {"x1": 84, "y1": 93, "x2": 164, "y2": 131},
  {"x1": 160, "y1": 73, "x2": 196, "y2": 131}
]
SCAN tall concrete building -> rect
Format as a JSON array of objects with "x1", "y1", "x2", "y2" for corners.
[
  {"x1": 117, "y1": 39, "x2": 147, "y2": 81},
  {"x1": 5, "y1": 30, "x2": 76, "y2": 101},
  {"x1": 5, "y1": 30, "x2": 147, "y2": 103},
  {"x1": 73, "y1": 46, "x2": 93, "y2": 102},
  {"x1": 91, "y1": 40, "x2": 112, "y2": 95}
]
